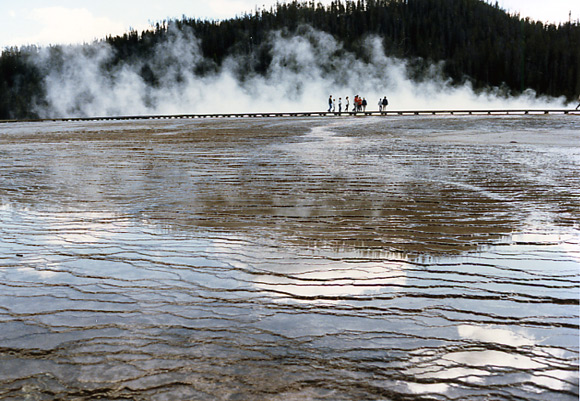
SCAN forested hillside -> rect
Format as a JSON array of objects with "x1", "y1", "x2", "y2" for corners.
[{"x1": 1, "y1": 0, "x2": 579, "y2": 119}]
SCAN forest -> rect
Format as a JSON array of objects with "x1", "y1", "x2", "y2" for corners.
[{"x1": 1, "y1": 0, "x2": 579, "y2": 119}]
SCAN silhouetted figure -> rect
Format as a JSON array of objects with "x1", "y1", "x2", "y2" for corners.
[
  {"x1": 576, "y1": 95, "x2": 580, "y2": 110},
  {"x1": 328, "y1": 95, "x2": 332, "y2": 112},
  {"x1": 382, "y1": 96, "x2": 389, "y2": 114}
]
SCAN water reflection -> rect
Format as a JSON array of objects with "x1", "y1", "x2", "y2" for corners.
[
  {"x1": 254, "y1": 259, "x2": 408, "y2": 301},
  {"x1": 4, "y1": 117, "x2": 579, "y2": 254},
  {"x1": 0, "y1": 117, "x2": 579, "y2": 399},
  {"x1": 1, "y1": 200, "x2": 578, "y2": 399},
  {"x1": 406, "y1": 324, "x2": 578, "y2": 395}
]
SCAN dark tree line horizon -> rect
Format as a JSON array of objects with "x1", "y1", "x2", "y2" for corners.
[{"x1": 1, "y1": 0, "x2": 579, "y2": 119}]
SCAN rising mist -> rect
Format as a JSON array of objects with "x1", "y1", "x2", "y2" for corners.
[{"x1": 30, "y1": 24, "x2": 568, "y2": 118}]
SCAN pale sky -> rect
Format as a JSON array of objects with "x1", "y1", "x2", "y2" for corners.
[{"x1": 1, "y1": 0, "x2": 578, "y2": 49}]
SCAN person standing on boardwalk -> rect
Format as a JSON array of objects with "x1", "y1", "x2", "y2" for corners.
[
  {"x1": 332, "y1": 97, "x2": 336, "y2": 112},
  {"x1": 345, "y1": 96, "x2": 349, "y2": 113},
  {"x1": 328, "y1": 95, "x2": 333, "y2": 112},
  {"x1": 382, "y1": 96, "x2": 389, "y2": 113},
  {"x1": 362, "y1": 98, "x2": 367, "y2": 112},
  {"x1": 338, "y1": 97, "x2": 342, "y2": 114},
  {"x1": 378, "y1": 98, "x2": 383, "y2": 112}
]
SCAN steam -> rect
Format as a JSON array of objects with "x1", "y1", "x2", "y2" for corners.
[{"x1": 33, "y1": 24, "x2": 569, "y2": 118}]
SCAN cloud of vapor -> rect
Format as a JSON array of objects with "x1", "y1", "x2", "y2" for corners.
[{"x1": 33, "y1": 24, "x2": 568, "y2": 118}]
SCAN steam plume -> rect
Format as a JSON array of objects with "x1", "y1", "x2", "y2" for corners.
[{"x1": 33, "y1": 24, "x2": 568, "y2": 118}]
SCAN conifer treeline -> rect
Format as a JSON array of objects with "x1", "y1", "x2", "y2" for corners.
[{"x1": 1, "y1": 0, "x2": 579, "y2": 119}]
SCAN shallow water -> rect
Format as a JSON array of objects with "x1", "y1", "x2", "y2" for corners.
[{"x1": 0, "y1": 115, "x2": 578, "y2": 400}]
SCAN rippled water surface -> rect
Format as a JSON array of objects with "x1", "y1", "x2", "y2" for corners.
[{"x1": 0, "y1": 116, "x2": 579, "y2": 400}]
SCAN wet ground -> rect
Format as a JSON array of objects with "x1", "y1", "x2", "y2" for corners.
[{"x1": 0, "y1": 115, "x2": 579, "y2": 400}]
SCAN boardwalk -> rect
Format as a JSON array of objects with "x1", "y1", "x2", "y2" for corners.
[{"x1": 1, "y1": 108, "x2": 579, "y2": 123}]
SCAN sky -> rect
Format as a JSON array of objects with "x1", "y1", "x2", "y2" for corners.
[{"x1": 0, "y1": 0, "x2": 578, "y2": 49}]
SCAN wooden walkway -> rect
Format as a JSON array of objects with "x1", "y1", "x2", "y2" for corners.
[{"x1": 1, "y1": 109, "x2": 579, "y2": 123}]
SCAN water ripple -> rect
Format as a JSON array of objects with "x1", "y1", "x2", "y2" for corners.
[{"x1": 0, "y1": 117, "x2": 578, "y2": 400}]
